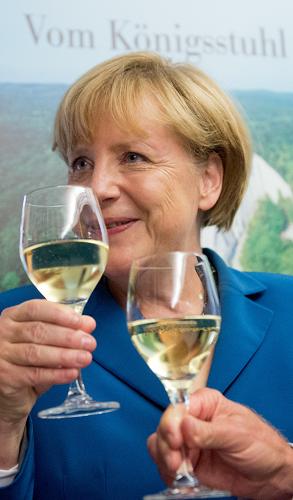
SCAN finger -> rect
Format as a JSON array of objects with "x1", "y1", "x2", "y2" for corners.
[
  {"x1": 147, "y1": 433, "x2": 158, "y2": 462},
  {"x1": 157, "y1": 466, "x2": 178, "y2": 487},
  {"x1": 157, "y1": 403, "x2": 186, "y2": 450},
  {"x1": 188, "y1": 388, "x2": 227, "y2": 421},
  {"x1": 11, "y1": 322, "x2": 97, "y2": 351},
  {"x1": 182, "y1": 414, "x2": 230, "y2": 451},
  {"x1": 2, "y1": 300, "x2": 95, "y2": 331},
  {"x1": 188, "y1": 445, "x2": 201, "y2": 468},
  {"x1": 4, "y1": 364, "x2": 80, "y2": 388},
  {"x1": 5, "y1": 343, "x2": 93, "y2": 369},
  {"x1": 78, "y1": 314, "x2": 96, "y2": 333},
  {"x1": 147, "y1": 433, "x2": 181, "y2": 479}
]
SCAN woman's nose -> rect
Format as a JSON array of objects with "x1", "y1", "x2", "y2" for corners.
[{"x1": 90, "y1": 163, "x2": 120, "y2": 204}]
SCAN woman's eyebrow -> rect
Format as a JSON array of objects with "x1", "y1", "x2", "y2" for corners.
[
  {"x1": 69, "y1": 145, "x2": 92, "y2": 157},
  {"x1": 110, "y1": 137, "x2": 162, "y2": 152}
]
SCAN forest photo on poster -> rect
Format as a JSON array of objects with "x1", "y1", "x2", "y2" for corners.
[{"x1": 0, "y1": 83, "x2": 292, "y2": 291}]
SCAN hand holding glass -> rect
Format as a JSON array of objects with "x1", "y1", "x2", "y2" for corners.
[
  {"x1": 20, "y1": 185, "x2": 120, "y2": 418},
  {"x1": 127, "y1": 252, "x2": 229, "y2": 499}
]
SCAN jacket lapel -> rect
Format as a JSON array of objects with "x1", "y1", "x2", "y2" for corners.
[
  {"x1": 205, "y1": 249, "x2": 274, "y2": 393},
  {"x1": 85, "y1": 280, "x2": 169, "y2": 410}
]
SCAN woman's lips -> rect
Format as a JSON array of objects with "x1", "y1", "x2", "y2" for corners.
[{"x1": 104, "y1": 218, "x2": 138, "y2": 235}]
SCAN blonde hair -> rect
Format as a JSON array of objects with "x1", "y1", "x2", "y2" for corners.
[{"x1": 53, "y1": 51, "x2": 252, "y2": 230}]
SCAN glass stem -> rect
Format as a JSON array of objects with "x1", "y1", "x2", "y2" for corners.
[
  {"x1": 67, "y1": 371, "x2": 87, "y2": 397},
  {"x1": 167, "y1": 388, "x2": 198, "y2": 490},
  {"x1": 66, "y1": 302, "x2": 88, "y2": 399}
]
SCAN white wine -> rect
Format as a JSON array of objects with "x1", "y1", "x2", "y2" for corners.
[
  {"x1": 128, "y1": 316, "x2": 220, "y2": 392},
  {"x1": 23, "y1": 239, "x2": 108, "y2": 310}
]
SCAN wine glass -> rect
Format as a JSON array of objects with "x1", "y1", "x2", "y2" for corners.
[
  {"x1": 127, "y1": 251, "x2": 230, "y2": 499},
  {"x1": 20, "y1": 184, "x2": 120, "y2": 419}
]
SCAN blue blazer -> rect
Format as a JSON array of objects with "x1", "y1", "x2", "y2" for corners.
[{"x1": 0, "y1": 249, "x2": 292, "y2": 500}]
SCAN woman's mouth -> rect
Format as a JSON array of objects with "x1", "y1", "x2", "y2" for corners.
[{"x1": 104, "y1": 218, "x2": 138, "y2": 235}]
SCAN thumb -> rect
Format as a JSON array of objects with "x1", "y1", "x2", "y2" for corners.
[
  {"x1": 181, "y1": 414, "x2": 227, "y2": 451},
  {"x1": 188, "y1": 388, "x2": 224, "y2": 421}
]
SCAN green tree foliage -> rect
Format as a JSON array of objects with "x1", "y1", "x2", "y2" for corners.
[
  {"x1": 0, "y1": 84, "x2": 66, "y2": 292},
  {"x1": 240, "y1": 198, "x2": 293, "y2": 274},
  {"x1": 233, "y1": 91, "x2": 293, "y2": 189},
  {"x1": 0, "y1": 221, "x2": 28, "y2": 291},
  {"x1": 0, "y1": 272, "x2": 20, "y2": 290}
]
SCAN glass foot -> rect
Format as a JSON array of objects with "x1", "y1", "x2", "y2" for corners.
[
  {"x1": 144, "y1": 485, "x2": 231, "y2": 499},
  {"x1": 38, "y1": 394, "x2": 120, "y2": 419}
]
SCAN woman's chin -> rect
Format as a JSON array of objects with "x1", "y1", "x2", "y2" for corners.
[
  {"x1": 106, "y1": 247, "x2": 149, "y2": 279},
  {"x1": 105, "y1": 258, "x2": 132, "y2": 286}
]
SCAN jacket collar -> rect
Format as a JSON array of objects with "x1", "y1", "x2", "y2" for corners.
[
  {"x1": 205, "y1": 249, "x2": 274, "y2": 393},
  {"x1": 85, "y1": 250, "x2": 274, "y2": 408}
]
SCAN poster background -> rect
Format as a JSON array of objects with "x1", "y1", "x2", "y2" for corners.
[{"x1": 1, "y1": 0, "x2": 293, "y2": 290}]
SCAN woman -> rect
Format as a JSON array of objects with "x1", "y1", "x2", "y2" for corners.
[{"x1": 0, "y1": 52, "x2": 292, "y2": 500}]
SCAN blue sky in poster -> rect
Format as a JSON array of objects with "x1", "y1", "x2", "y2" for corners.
[{"x1": 1, "y1": 0, "x2": 293, "y2": 90}]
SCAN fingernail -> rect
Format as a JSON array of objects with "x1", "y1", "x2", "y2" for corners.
[
  {"x1": 81, "y1": 335, "x2": 95, "y2": 349},
  {"x1": 77, "y1": 351, "x2": 91, "y2": 365}
]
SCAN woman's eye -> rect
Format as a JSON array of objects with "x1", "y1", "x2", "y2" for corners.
[
  {"x1": 69, "y1": 157, "x2": 92, "y2": 173},
  {"x1": 123, "y1": 152, "x2": 146, "y2": 163}
]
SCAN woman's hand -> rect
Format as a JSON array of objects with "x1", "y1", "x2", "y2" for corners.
[
  {"x1": 148, "y1": 388, "x2": 293, "y2": 500},
  {"x1": 0, "y1": 299, "x2": 96, "y2": 467}
]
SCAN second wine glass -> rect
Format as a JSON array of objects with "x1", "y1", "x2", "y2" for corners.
[
  {"x1": 127, "y1": 251, "x2": 230, "y2": 499},
  {"x1": 20, "y1": 184, "x2": 120, "y2": 419}
]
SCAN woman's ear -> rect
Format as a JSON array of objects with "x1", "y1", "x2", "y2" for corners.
[{"x1": 198, "y1": 153, "x2": 223, "y2": 212}]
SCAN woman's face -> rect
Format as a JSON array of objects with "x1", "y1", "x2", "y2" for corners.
[{"x1": 67, "y1": 101, "x2": 222, "y2": 288}]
